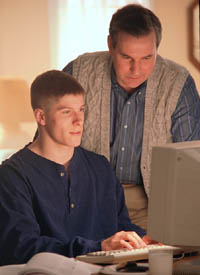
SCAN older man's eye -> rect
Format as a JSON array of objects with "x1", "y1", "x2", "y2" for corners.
[
  {"x1": 63, "y1": 110, "x2": 71, "y2": 114},
  {"x1": 122, "y1": 55, "x2": 130, "y2": 59},
  {"x1": 144, "y1": 55, "x2": 152, "y2": 60}
]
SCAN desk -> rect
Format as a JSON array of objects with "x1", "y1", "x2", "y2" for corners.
[
  {"x1": 0, "y1": 255, "x2": 199, "y2": 275},
  {"x1": 173, "y1": 254, "x2": 200, "y2": 275},
  {"x1": 98, "y1": 253, "x2": 200, "y2": 275}
]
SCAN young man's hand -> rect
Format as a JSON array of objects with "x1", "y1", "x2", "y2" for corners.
[
  {"x1": 142, "y1": 235, "x2": 162, "y2": 245},
  {"x1": 101, "y1": 231, "x2": 147, "y2": 251}
]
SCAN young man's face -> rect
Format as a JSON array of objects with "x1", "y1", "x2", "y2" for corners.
[
  {"x1": 108, "y1": 30, "x2": 157, "y2": 92},
  {"x1": 43, "y1": 94, "x2": 84, "y2": 149}
]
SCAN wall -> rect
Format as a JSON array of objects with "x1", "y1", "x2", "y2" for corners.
[
  {"x1": 153, "y1": 0, "x2": 200, "y2": 91},
  {"x1": 0, "y1": 0, "x2": 50, "y2": 149},
  {"x1": 1, "y1": 0, "x2": 199, "y2": 88},
  {"x1": 0, "y1": 0, "x2": 51, "y2": 84}
]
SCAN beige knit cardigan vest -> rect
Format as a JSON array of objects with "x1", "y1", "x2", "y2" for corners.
[{"x1": 72, "y1": 51, "x2": 189, "y2": 196}]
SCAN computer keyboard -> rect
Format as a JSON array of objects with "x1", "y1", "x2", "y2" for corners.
[{"x1": 76, "y1": 245, "x2": 183, "y2": 264}]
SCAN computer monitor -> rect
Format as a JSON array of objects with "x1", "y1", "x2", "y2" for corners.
[{"x1": 147, "y1": 140, "x2": 200, "y2": 248}]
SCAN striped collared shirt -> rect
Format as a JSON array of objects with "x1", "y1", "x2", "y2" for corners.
[{"x1": 110, "y1": 66, "x2": 145, "y2": 185}]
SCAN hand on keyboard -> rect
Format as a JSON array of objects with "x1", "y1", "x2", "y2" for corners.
[
  {"x1": 101, "y1": 230, "x2": 147, "y2": 251},
  {"x1": 142, "y1": 234, "x2": 162, "y2": 246}
]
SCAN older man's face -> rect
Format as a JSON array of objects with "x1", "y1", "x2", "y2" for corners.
[{"x1": 108, "y1": 30, "x2": 157, "y2": 93}]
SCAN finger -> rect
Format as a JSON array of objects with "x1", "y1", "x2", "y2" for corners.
[
  {"x1": 125, "y1": 232, "x2": 147, "y2": 248},
  {"x1": 119, "y1": 239, "x2": 134, "y2": 250},
  {"x1": 142, "y1": 235, "x2": 152, "y2": 245},
  {"x1": 142, "y1": 235, "x2": 162, "y2": 245},
  {"x1": 114, "y1": 231, "x2": 146, "y2": 248}
]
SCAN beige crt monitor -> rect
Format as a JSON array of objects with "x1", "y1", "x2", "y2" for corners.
[{"x1": 147, "y1": 140, "x2": 200, "y2": 248}]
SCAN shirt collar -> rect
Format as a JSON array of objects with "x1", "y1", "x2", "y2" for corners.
[{"x1": 19, "y1": 145, "x2": 81, "y2": 173}]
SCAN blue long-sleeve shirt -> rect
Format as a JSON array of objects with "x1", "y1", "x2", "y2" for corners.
[
  {"x1": 0, "y1": 146, "x2": 145, "y2": 265},
  {"x1": 63, "y1": 61, "x2": 200, "y2": 185}
]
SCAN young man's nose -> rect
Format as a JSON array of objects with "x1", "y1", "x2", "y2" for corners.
[{"x1": 73, "y1": 112, "x2": 84, "y2": 124}]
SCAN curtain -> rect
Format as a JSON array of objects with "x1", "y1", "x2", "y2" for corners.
[{"x1": 48, "y1": 0, "x2": 151, "y2": 70}]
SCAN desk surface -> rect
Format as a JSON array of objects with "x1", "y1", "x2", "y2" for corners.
[
  {"x1": 98, "y1": 254, "x2": 200, "y2": 275},
  {"x1": 173, "y1": 254, "x2": 200, "y2": 274}
]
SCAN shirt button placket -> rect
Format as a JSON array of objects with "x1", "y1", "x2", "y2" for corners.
[{"x1": 60, "y1": 172, "x2": 65, "y2": 177}]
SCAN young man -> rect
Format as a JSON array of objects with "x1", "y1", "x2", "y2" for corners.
[
  {"x1": 63, "y1": 4, "x2": 200, "y2": 230},
  {"x1": 0, "y1": 70, "x2": 155, "y2": 266}
]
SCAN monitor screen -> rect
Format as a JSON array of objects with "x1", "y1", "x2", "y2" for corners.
[{"x1": 147, "y1": 140, "x2": 200, "y2": 248}]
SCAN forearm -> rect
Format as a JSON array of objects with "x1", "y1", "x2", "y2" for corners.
[
  {"x1": 0, "y1": 223, "x2": 102, "y2": 265},
  {"x1": 0, "y1": 173, "x2": 102, "y2": 265}
]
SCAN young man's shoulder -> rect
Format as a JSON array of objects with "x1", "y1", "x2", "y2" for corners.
[
  {"x1": 78, "y1": 146, "x2": 111, "y2": 169},
  {"x1": 0, "y1": 146, "x2": 30, "y2": 173},
  {"x1": 78, "y1": 146, "x2": 108, "y2": 161},
  {"x1": 0, "y1": 148, "x2": 30, "y2": 189},
  {"x1": 77, "y1": 146, "x2": 118, "y2": 186}
]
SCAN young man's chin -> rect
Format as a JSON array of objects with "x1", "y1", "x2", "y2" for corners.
[
  {"x1": 61, "y1": 140, "x2": 81, "y2": 149},
  {"x1": 71, "y1": 140, "x2": 82, "y2": 148}
]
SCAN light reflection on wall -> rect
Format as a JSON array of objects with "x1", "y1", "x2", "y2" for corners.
[{"x1": 0, "y1": 78, "x2": 36, "y2": 150}]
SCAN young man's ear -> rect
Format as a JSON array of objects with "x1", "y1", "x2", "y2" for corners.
[
  {"x1": 34, "y1": 109, "x2": 46, "y2": 126},
  {"x1": 107, "y1": 35, "x2": 113, "y2": 54}
]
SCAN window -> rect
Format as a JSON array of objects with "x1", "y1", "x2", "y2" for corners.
[{"x1": 48, "y1": 0, "x2": 151, "y2": 69}]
